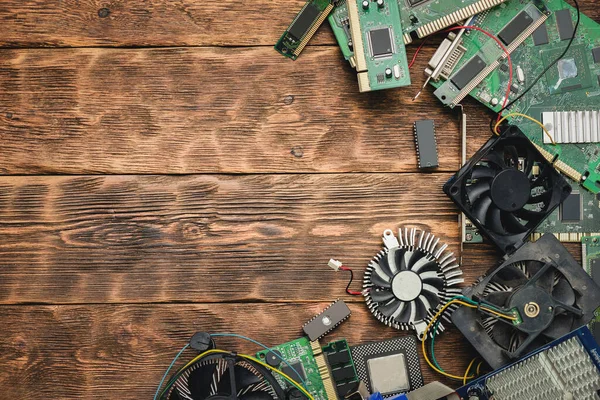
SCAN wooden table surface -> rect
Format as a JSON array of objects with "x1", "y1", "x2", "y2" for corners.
[{"x1": 0, "y1": 1, "x2": 597, "y2": 398}]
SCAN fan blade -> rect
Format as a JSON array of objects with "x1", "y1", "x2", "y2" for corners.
[
  {"x1": 490, "y1": 320, "x2": 517, "y2": 350},
  {"x1": 527, "y1": 190, "x2": 551, "y2": 205},
  {"x1": 370, "y1": 289, "x2": 395, "y2": 303},
  {"x1": 378, "y1": 299, "x2": 401, "y2": 317},
  {"x1": 473, "y1": 196, "x2": 493, "y2": 225},
  {"x1": 240, "y1": 392, "x2": 274, "y2": 400},
  {"x1": 411, "y1": 257, "x2": 437, "y2": 273},
  {"x1": 369, "y1": 272, "x2": 392, "y2": 289},
  {"x1": 216, "y1": 365, "x2": 234, "y2": 394},
  {"x1": 528, "y1": 261, "x2": 554, "y2": 293},
  {"x1": 493, "y1": 263, "x2": 528, "y2": 287},
  {"x1": 541, "y1": 313, "x2": 574, "y2": 340},
  {"x1": 487, "y1": 204, "x2": 504, "y2": 234},
  {"x1": 420, "y1": 286, "x2": 441, "y2": 310},
  {"x1": 394, "y1": 301, "x2": 411, "y2": 324},
  {"x1": 186, "y1": 363, "x2": 220, "y2": 400},
  {"x1": 408, "y1": 301, "x2": 417, "y2": 324},
  {"x1": 484, "y1": 290, "x2": 512, "y2": 307},
  {"x1": 513, "y1": 207, "x2": 544, "y2": 222},
  {"x1": 500, "y1": 211, "x2": 528, "y2": 233},
  {"x1": 552, "y1": 277, "x2": 576, "y2": 306},
  {"x1": 471, "y1": 165, "x2": 497, "y2": 180},
  {"x1": 419, "y1": 271, "x2": 444, "y2": 288},
  {"x1": 484, "y1": 151, "x2": 506, "y2": 169},
  {"x1": 466, "y1": 181, "x2": 491, "y2": 204},
  {"x1": 408, "y1": 250, "x2": 426, "y2": 271},
  {"x1": 394, "y1": 247, "x2": 407, "y2": 272},
  {"x1": 401, "y1": 250, "x2": 413, "y2": 271},
  {"x1": 415, "y1": 296, "x2": 428, "y2": 321},
  {"x1": 235, "y1": 364, "x2": 262, "y2": 388},
  {"x1": 523, "y1": 146, "x2": 536, "y2": 176},
  {"x1": 378, "y1": 251, "x2": 395, "y2": 279}
]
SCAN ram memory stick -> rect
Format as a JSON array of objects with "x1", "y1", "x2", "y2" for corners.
[
  {"x1": 275, "y1": 0, "x2": 334, "y2": 60},
  {"x1": 347, "y1": 0, "x2": 410, "y2": 92}
]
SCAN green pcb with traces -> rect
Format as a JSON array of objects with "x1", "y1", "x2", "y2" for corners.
[
  {"x1": 275, "y1": 0, "x2": 334, "y2": 60},
  {"x1": 430, "y1": 0, "x2": 600, "y2": 193},
  {"x1": 322, "y1": 340, "x2": 359, "y2": 398},
  {"x1": 582, "y1": 236, "x2": 600, "y2": 344},
  {"x1": 347, "y1": 0, "x2": 410, "y2": 91},
  {"x1": 329, "y1": 1, "x2": 355, "y2": 64},
  {"x1": 256, "y1": 337, "x2": 328, "y2": 400}
]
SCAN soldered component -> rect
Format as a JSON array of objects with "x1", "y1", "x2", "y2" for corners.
[
  {"x1": 542, "y1": 110, "x2": 600, "y2": 144},
  {"x1": 413, "y1": 120, "x2": 439, "y2": 169}
]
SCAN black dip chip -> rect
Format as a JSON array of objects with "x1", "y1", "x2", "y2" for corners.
[
  {"x1": 560, "y1": 192, "x2": 581, "y2": 221},
  {"x1": 556, "y1": 9, "x2": 574, "y2": 41},
  {"x1": 288, "y1": 3, "x2": 320, "y2": 41},
  {"x1": 414, "y1": 120, "x2": 438, "y2": 169},
  {"x1": 369, "y1": 28, "x2": 393, "y2": 58},
  {"x1": 510, "y1": 83, "x2": 519, "y2": 94},
  {"x1": 326, "y1": 349, "x2": 351, "y2": 366},
  {"x1": 591, "y1": 258, "x2": 600, "y2": 286},
  {"x1": 498, "y1": 11, "x2": 533, "y2": 45},
  {"x1": 532, "y1": 23, "x2": 549, "y2": 46},
  {"x1": 332, "y1": 365, "x2": 356, "y2": 381},
  {"x1": 282, "y1": 362, "x2": 306, "y2": 382},
  {"x1": 592, "y1": 47, "x2": 600, "y2": 64},
  {"x1": 451, "y1": 55, "x2": 486, "y2": 90}
]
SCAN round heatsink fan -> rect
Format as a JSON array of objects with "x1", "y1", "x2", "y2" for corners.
[
  {"x1": 166, "y1": 354, "x2": 283, "y2": 400},
  {"x1": 464, "y1": 139, "x2": 560, "y2": 238},
  {"x1": 363, "y1": 227, "x2": 464, "y2": 337},
  {"x1": 478, "y1": 260, "x2": 580, "y2": 355}
]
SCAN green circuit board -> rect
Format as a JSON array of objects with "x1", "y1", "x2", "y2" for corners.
[
  {"x1": 329, "y1": 1, "x2": 355, "y2": 63},
  {"x1": 322, "y1": 340, "x2": 359, "y2": 398},
  {"x1": 256, "y1": 337, "x2": 328, "y2": 400},
  {"x1": 346, "y1": 0, "x2": 411, "y2": 91},
  {"x1": 275, "y1": 0, "x2": 334, "y2": 60},
  {"x1": 429, "y1": 0, "x2": 600, "y2": 193},
  {"x1": 582, "y1": 236, "x2": 600, "y2": 343}
]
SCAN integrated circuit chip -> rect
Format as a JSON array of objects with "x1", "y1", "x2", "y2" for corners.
[
  {"x1": 556, "y1": 9, "x2": 574, "y2": 41},
  {"x1": 592, "y1": 258, "x2": 600, "y2": 286},
  {"x1": 532, "y1": 23, "x2": 549, "y2": 46},
  {"x1": 498, "y1": 11, "x2": 534, "y2": 45},
  {"x1": 302, "y1": 299, "x2": 351, "y2": 341},
  {"x1": 367, "y1": 353, "x2": 410, "y2": 395},
  {"x1": 593, "y1": 47, "x2": 600, "y2": 64},
  {"x1": 451, "y1": 55, "x2": 486, "y2": 90},
  {"x1": 413, "y1": 119, "x2": 438, "y2": 169},
  {"x1": 289, "y1": 3, "x2": 321, "y2": 40},
  {"x1": 282, "y1": 362, "x2": 307, "y2": 381},
  {"x1": 560, "y1": 192, "x2": 582, "y2": 221},
  {"x1": 369, "y1": 28, "x2": 394, "y2": 58}
]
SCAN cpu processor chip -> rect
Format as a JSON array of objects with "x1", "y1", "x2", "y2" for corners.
[
  {"x1": 368, "y1": 28, "x2": 394, "y2": 58},
  {"x1": 367, "y1": 353, "x2": 410, "y2": 394}
]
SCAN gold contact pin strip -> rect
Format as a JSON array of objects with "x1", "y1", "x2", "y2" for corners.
[
  {"x1": 294, "y1": 4, "x2": 334, "y2": 57},
  {"x1": 310, "y1": 340, "x2": 337, "y2": 400},
  {"x1": 416, "y1": 0, "x2": 507, "y2": 38},
  {"x1": 531, "y1": 232, "x2": 600, "y2": 242},
  {"x1": 347, "y1": 0, "x2": 367, "y2": 72},
  {"x1": 450, "y1": 13, "x2": 548, "y2": 107},
  {"x1": 532, "y1": 143, "x2": 583, "y2": 182}
]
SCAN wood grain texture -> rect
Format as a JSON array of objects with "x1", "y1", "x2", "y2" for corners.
[
  {"x1": 0, "y1": 1, "x2": 597, "y2": 47},
  {"x1": 0, "y1": 303, "x2": 477, "y2": 398},
  {"x1": 0, "y1": 45, "x2": 473, "y2": 174},
  {"x1": 0, "y1": 173, "x2": 483, "y2": 304}
]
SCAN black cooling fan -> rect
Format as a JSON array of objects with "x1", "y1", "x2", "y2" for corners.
[
  {"x1": 452, "y1": 234, "x2": 600, "y2": 369},
  {"x1": 363, "y1": 227, "x2": 464, "y2": 338},
  {"x1": 443, "y1": 125, "x2": 571, "y2": 253},
  {"x1": 166, "y1": 353, "x2": 284, "y2": 400}
]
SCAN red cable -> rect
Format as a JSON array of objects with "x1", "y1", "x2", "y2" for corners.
[
  {"x1": 339, "y1": 266, "x2": 363, "y2": 296},
  {"x1": 446, "y1": 26, "x2": 513, "y2": 124},
  {"x1": 408, "y1": 38, "x2": 430, "y2": 69}
]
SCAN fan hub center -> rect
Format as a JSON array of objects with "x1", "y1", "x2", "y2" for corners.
[
  {"x1": 392, "y1": 271, "x2": 423, "y2": 302},
  {"x1": 490, "y1": 169, "x2": 531, "y2": 212},
  {"x1": 509, "y1": 286, "x2": 555, "y2": 333}
]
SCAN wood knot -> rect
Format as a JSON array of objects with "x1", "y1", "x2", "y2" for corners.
[
  {"x1": 290, "y1": 146, "x2": 304, "y2": 158},
  {"x1": 5, "y1": 112, "x2": 13, "y2": 119},
  {"x1": 98, "y1": 8, "x2": 111, "y2": 18},
  {"x1": 283, "y1": 95, "x2": 294, "y2": 105}
]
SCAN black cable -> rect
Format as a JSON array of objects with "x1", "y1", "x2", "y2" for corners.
[
  {"x1": 340, "y1": 267, "x2": 362, "y2": 296},
  {"x1": 489, "y1": 0, "x2": 581, "y2": 134}
]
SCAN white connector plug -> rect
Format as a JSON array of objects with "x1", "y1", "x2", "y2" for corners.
[{"x1": 328, "y1": 259, "x2": 343, "y2": 271}]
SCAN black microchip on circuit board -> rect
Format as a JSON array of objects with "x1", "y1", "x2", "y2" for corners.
[
  {"x1": 498, "y1": 11, "x2": 534, "y2": 45},
  {"x1": 451, "y1": 55, "x2": 486, "y2": 90},
  {"x1": 289, "y1": 3, "x2": 321, "y2": 41},
  {"x1": 369, "y1": 28, "x2": 394, "y2": 58},
  {"x1": 592, "y1": 47, "x2": 600, "y2": 64},
  {"x1": 350, "y1": 336, "x2": 423, "y2": 397},
  {"x1": 532, "y1": 22, "x2": 550, "y2": 46},
  {"x1": 414, "y1": 119, "x2": 438, "y2": 169},
  {"x1": 556, "y1": 9, "x2": 574, "y2": 41}
]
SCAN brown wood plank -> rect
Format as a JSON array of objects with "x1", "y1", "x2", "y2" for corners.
[
  {"x1": 0, "y1": 302, "x2": 477, "y2": 398},
  {"x1": 0, "y1": 0, "x2": 337, "y2": 48},
  {"x1": 0, "y1": 1, "x2": 598, "y2": 47},
  {"x1": 0, "y1": 46, "x2": 471, "y2": 174},
  {"x1": 0, "y1": 173, "x2": 482, "y2": 304}
]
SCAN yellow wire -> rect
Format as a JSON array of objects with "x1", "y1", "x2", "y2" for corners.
[
  {"x1": 494, "y1": 112, "x2": 556, "y2": 145},
  {"x1": 173, "y1": 349, "x2": 315, "y2": 400},
  {"x1": 476, "y1": 361, "x2": 484, "y2": 376},
  {"x1": 463, "y1": 358, "x2": 478, "y2": 385},
  {"x1": 421, "y1": 299, "x2": 516, "y2": 380}
]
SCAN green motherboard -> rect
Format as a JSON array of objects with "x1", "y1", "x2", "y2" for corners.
[
  {"x1": 430, "y1": 0, "x2": 600, "y2": 193},
  {"x1": 582, "y1": 236, "x2": 600, "y2": 343},
  {"x1": 346, "y1": 0, "x2": 411, "y2": 91},
  {"x1": 256, "y1": 338, "x2": 359, "y2": 400}
]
